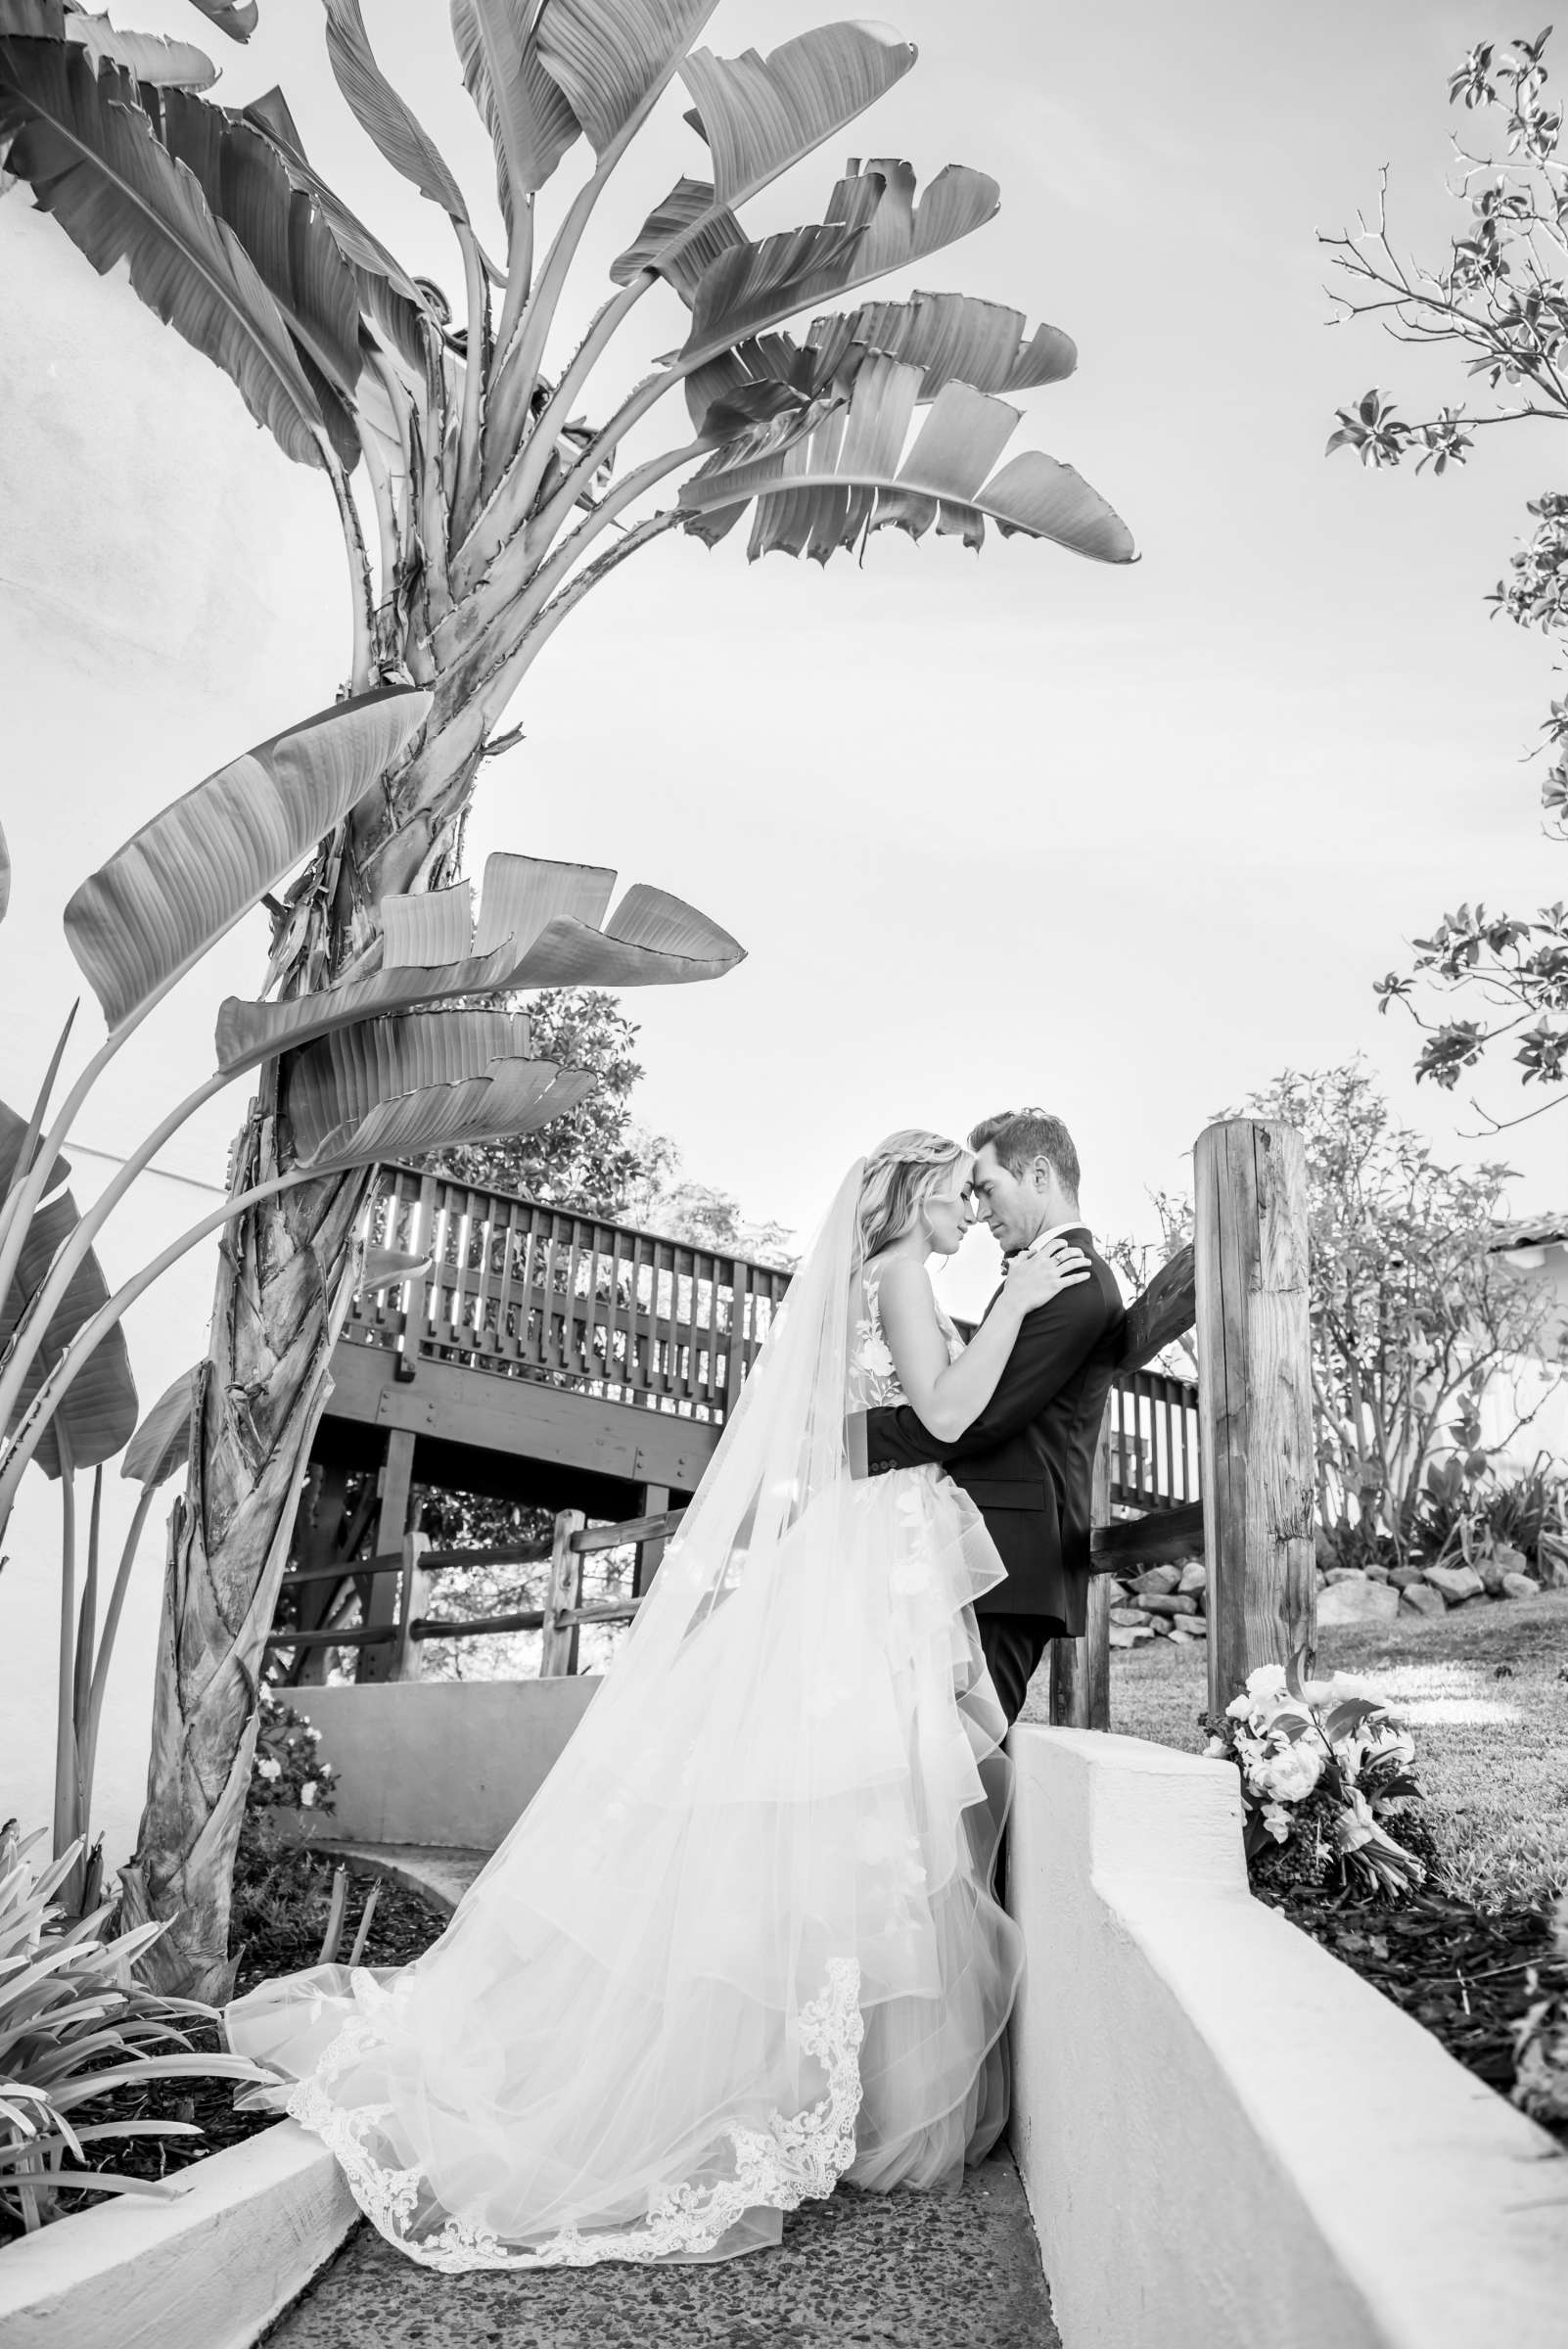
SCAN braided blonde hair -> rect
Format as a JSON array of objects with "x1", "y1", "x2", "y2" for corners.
[{"x1": 857, "y1": 1129, "x2": 971, "y2": 1261}]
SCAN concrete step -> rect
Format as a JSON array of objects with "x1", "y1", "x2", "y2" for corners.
[
  {"x1": 318, "y1": 1840, "x2": 490, "y2": 1914},
  {"x1": 285, "y1": 1845, "x2": 1058, "y2": 2346},
  {"x1": 264, "y1": 2147, "x2": 1057, "y2": 2348}
]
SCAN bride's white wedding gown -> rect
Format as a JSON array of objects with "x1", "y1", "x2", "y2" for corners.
[{"x1": 226, "y1": 1164, "x2": 1024, "y2": 2270}]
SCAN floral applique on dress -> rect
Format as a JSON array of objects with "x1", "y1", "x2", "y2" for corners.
[{"x1": 853, "y1": 1271, "x2": 965, "y2": 1409}]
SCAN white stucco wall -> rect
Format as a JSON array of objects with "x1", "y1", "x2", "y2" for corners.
[
  {"x1": 1007, "y1": 1727, "x2": 1568, "y2": 2349},
  {"x1": 290, "y1": 1679, "x2": 602, "y2": 1849},
  {"x1": 1, "y1": 189, "x2": 344, "y2": 1874}
]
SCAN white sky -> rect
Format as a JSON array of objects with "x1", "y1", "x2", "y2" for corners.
[{"x1": 4, "y1": 0, "x2": 1565, "y2": 1327}]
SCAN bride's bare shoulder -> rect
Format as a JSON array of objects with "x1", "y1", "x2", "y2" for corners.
[{"x1": 868, "y1": 1255, "x2": 938, "y2": 1319}]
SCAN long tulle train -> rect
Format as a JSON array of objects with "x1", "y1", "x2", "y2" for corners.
[{"x1": 226, "y1": 1463, "x2": 1022, "y2": 2270}]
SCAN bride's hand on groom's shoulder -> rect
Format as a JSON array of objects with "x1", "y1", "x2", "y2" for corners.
[{"x1": 1005, "y1": 1243, "x2": 1091, "y2": 1314}]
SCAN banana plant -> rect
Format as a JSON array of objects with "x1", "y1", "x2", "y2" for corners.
[
  {"x1": 1, "y1": 0, "x2": 1135, "y2": 1999},
  {"x1": 0, "y1": 694, "x2": 740, "y2": 1958}
]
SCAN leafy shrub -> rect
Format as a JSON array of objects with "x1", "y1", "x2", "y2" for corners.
[
  {"x1": 0, "y1": 1822, "x2": 263, "y2": 2236},
  {"x1": 247, "y1": 1688, "x2": 336, "y2": 1824},
  {"x1": 1417, "y1": 1450, "x2": 1567, "y2": 1571}
]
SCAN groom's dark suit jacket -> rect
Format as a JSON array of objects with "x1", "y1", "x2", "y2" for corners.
[{"x1": 862, "y1": 1226, "x2": 1126, "y2": 1635}]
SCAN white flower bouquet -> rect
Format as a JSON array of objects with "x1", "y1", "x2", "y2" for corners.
[{"x1": 1203, "y1": 1660, "x2": 1428, "y2": 1898}]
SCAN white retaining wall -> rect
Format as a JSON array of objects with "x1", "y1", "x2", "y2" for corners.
[
  {"x1": 1007, "y1": 1727, "x2": 1568, "y2": 2349},
  {"x1": 289, "y1": 1678, "x2": 601, "y2": 1849}
]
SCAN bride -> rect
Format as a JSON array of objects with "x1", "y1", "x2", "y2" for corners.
[{"x1": 226, "y1": 1131, "x2": 1089, "y2": 2272}]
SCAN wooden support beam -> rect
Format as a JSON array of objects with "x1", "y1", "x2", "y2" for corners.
[
  {"x1": 359, "y1": 1428, "x2": 416, "y2": 1683},
  {"x1": 540, "y1": 1507, "x2": 586, "y2": 1676},
  {"x1": 1117, "y1": 1242, "x2": 1196, "y2": 1371},
  {"x1": 633, "y1": 1483, "x2": 670, "y2": 1595},
  {"x1": 1051, "y1": 1403, "x2": 1112, "y2": 1728},
  {"x1": 392, "y1": 1531, "x2": 431, "y2": 1681},
  {"x1": 1089, "y1": 1501, "x2": 1206, "y2": 1573},
  {"x1": 1194, "y1": 1120, "x2": 1315, "y2": 1715}
]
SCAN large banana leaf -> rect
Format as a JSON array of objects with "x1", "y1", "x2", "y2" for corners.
[
  {"x1": 0, "y1": 29, "x2": 331, "y2": 468},
  {"x1": 121, "y1": 1365, "x2": 199, "y2": 1488},
  {"x1": 614, "y1": 23, "x2": 915, "y2": 288},
  {"x1": 184, "y1": 0, "x2": 255, "y2": 41},
  {"x1": 0, "y1": 1115, "x2": 137, "y2": 1476},
  {"x1": 158, "y1": 94, "x2": 362, "y2": 392},
  {"x1": 283, "y1": 1010, "x2": 593, "y2": 1170},
  {"x1": 0, "y1": 1101, "x2": 69, "y2": 1213},
  {"x1": 323, "y1": 0, "x2": 469, "y2": 223},
  {"x1": 62, "y1": 2, "x2": 216, "y2": 89},
  {"x1": 471, "y1": 852, "x2": 615, "y2": 955},
  {"x1": 678, "y1": 162, "x2": 1004, "y2": 383},
  {"x1": 682, "y1": 352, "x2": 1135, "y2": 565},
  {"x1": 449, "y1": 0, "x2": 577, "y2": 230},
  {"x1": 240, "y1": 84, "x2": 431, "y2": 376},
  {"x1": 214, "y1": 856, "x2": 740, "y2": 1073},
  {"x1": 213, "y1": 940, "x2": 519, "y2": 1076},
  {"x1": 611, "y1": 172, "x2": 742, "y2": 301},
  {"x1": 64, "y1": 686, "x2": 432, "y2": 1038},
  {"x1": 681, "y1": 23, "x2": 914, "y2": 210},
  {"x1": 806, "y1": 288, "x2": 1076, "y2": 398},
  {"x1": 508, "y1": 884, "x2": 746, "y2": 989},
  {"x1": 531, "y1": 0, "x2": 715, "y2": 157},
  {"x1": 687, "y1": 285, "x2": 1076, "y2": 436}
]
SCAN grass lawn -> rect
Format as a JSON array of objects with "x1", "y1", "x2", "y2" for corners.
[{"x1": 1040, "y1": 1591, "x2": 1568, "y2": 1910}]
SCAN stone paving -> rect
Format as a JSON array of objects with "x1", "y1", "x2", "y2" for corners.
[{"x1": 264, "y1": 2148, "x2": 1056, "y2": 2349}]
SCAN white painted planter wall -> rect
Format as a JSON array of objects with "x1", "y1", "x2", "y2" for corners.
[
  {"x1": 289, "y1": 1677, "x2": 601, "y2": 1849},
  {"x1": 1007, "y1": 1727, "x2": 1568, "y2": 2349},
  {"x1": 0, "y1": 2122, "x2": 356, "y2": 2349}
]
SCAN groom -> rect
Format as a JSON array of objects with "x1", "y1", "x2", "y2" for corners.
[{"x1": 860, "y1": 1108, "x2": 1126, "y2": 1728}]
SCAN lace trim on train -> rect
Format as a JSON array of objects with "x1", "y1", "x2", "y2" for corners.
[{"x1": 286, "y1": 1958, "x2": 865, "y2": 2274}]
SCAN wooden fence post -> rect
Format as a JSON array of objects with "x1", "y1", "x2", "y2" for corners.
[
  {"x1": 1194, "y1": 1119, "x2": 1316, "y2": 1715},
  {"x1": 392, "y1": 1530, "x2": 431, "y2": 1681},
  {"x1": 1050, "y1": 1403, "x2": 1113, "y2": 1728},
  {"x1": 540, "y1": 1508, "x2": 586, "y2": 1677},
  {"x1": 634, "y1": 1482, "x2": 670, "y2": 1596}
]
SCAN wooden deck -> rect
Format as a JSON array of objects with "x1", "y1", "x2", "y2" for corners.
[
  {"x1": 318, "y1": 1167, "x2": 1197, "y2": 1510},
  {"x1": 322, "y1": 1167, "x2": 793, "y2": 1501}
]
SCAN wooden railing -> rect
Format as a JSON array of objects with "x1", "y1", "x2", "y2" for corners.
[
  {"x1": 265, "y1": 1507, "x2": 679, "y2": 1678},
  {"x1": 348, "y1": 1170, "x2": 1200, "y2": 1504},
  {"x1": 346, "y1": 1167, "x2": 793, "y2": 1424},
  {"x1": 1107, "y1": 1366, "x2": 1199, "y2": 1512}
]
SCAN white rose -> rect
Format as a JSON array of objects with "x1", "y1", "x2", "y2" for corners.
[
  {"x1": 255, "y1": 1757, "x2": 282, "y2": 1781},
  {"x1": 300, "y1": 1779, "x2": 318, "y2": 1807},
  {"x1": 1251, "y1": 1742, "x2": 1323, "y2": 1805}
]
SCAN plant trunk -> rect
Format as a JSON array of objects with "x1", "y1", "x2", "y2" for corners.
[
  {"x1": 122, "y1": 714, "x2": 488, "y2": 2000},
  {"x1": 119, "y1": 1103, "x2": 369, "y2": 1998}
]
